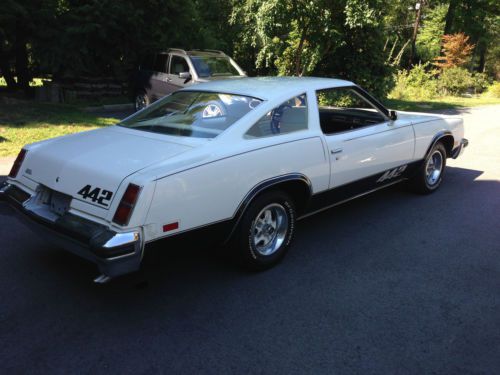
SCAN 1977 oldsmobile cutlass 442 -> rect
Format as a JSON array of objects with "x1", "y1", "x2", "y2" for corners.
[{"x1": 0, "y1": 77, "x2": 468, "y2": 282}]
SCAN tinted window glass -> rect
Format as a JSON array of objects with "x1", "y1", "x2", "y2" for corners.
[
  {"x1": 170, "y1": 55, "x2": 190, "y2": 74},
  {"x1": 191, "y1": 56, "x2": 240, "y2": 77},
  {"x1": 153, "y1": 53, "x2": 168, "y2": 73},
  {"x1": 120, "y1": 91, "x2": 262, "y2": 139},
  {"x1": 246, "y1": 94, "x2": 308, "y2": 138},
  {"x1": 316, "y1": 87, "x2": 385, "y2": 134}
]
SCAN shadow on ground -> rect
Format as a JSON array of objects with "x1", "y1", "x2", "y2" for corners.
[
  {"x1": 1, "y1": 166, "x2": 492, "y2": 290},
  {"x1": 1, "y1": 166, "x2": 499, "y2": 373}
]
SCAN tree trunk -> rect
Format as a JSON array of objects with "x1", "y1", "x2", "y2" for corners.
[
  {"x1": 444, "y1": 0, "x2": 458, "y2": 35},
  {"x1": 477, "y1": 45, "x2": 486, "y2": 72},
  {"x1": 14, "y1": 24, "x2": 31, "y2": 93},
  {"x1": 0, "y1": 47, "x2": 17, "y2": 90},
  {"x1": 409, "y1": 1, "x2": 424, "y2": 65},
  {"x1": 294, "y1": 25, "x2": 308, "y2": 77}
]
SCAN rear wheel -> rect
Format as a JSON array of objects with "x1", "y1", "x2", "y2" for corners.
[
  {"x1": 410, "y1": 142, "x2": 447, "y2": 194},
  {"x1": 230, "y1": 191, "x2": 296, "y2": 270}
]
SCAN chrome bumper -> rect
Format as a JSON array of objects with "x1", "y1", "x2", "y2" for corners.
[
  {"x1": 0, "y1": 181, "x2": 143, "y2": 278},
  {"x1": 451, "y1": 138, "x2": 469, "y2": 159}
]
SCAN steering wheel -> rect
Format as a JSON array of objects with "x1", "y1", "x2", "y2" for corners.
[{"x1": 270, "y1": 103, "x2": 291, "y2": 134}]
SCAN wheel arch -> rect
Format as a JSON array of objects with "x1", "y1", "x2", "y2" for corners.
[
  {"x1": 224, "y1": 174, "x2": 312, "y2": 243},
  {"x1": 426, "y1": 131, "x2": 454, "y2": 158}
]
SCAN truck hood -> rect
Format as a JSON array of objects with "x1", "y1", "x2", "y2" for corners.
[{"x1": 23, "y1": 126, "x2": 195, "y2": 199}]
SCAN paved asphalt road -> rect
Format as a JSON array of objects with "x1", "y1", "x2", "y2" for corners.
[{"x1": 1, "y1": 106, "x2": 499, "y2": 374}]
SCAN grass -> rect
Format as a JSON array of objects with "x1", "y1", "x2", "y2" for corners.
[
  {"x1": 0, "y1": 101, "x2": 119, "y2": 157},
  {"x1": 384, "y1": 95, "x2": 500, "y2": 111}
]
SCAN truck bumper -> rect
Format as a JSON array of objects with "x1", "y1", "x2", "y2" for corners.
[
  {"x1": 0, "y1": 181, "x2": 143, "y2": 278},
  {"x1": 451, "y1": 138, "x2": 469, "y2": 159}
]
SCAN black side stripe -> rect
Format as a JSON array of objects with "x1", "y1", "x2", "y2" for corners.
[{"x1": 303, "y1": 160, "x2": 422, "y2": 216}]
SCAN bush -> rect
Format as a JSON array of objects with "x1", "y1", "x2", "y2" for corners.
[
  {"x1": 388, "y1": 63, "x2": 438, "y2": 100},
  {"x1": 437, "y1": 67, "x2": 473, "y2": 95},
  {"x1": 471, "y1": 73, "x2": 490, "y2": 94},
  {"x1": 483, "y1": 82, "x2": 500, "y2": 98}
]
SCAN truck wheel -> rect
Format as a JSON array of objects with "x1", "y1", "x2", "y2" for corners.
[
  {"x1": 231, "y1": 191, "x2": 296, "y2": 271},
  {"x1": 135, "y1": 92, "x2": 149, "y2": 112},
  {"x1": 410, "y1": 142, "x2": 447, "y2": 194}
]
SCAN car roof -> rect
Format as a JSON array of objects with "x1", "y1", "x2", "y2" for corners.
[
  {"x1": 161, "y1": 49, "x2": 227, "y2": 57},
  {"x1": 179, "y1": 76, "x2": 355, "y2": 100}
]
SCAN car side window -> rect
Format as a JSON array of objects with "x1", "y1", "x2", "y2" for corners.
[
  {"x1": 153, "y1": 53, "x2": 168, "y2": 73},
  {"x1": 316, "y1": 87, "x2": 386, "y2": 134},
  {"x1": 170, "y1": 55, "x2": 190, "y2": 75},
  {"x1": 245, "y1": 94, "x2": 308, "y2": 138}
]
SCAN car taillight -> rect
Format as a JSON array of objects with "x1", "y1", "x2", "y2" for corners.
[
  {"x1": 9, "y1": 149, "x2": 28, "y2": 178},
  {"x1": 113, "y1": 184, "x2": 141, "y2": 226}
]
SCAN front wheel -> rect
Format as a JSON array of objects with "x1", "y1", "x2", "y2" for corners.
[
  {"x1": 135, "y1": 92, "x2": 150, "y2": 112},
  {"x1": 230, "y1": 191, "x2": 296, "y2": 271},
  {"x1": 410, "y1": 142, "x2": 447, "y2": 194}
]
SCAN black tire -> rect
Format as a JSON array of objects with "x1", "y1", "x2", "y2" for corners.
[
  {"x1": 229, "y1": 190, "x2": 296, "y2": 271},
  {"x1": 410, "y1": 142, "x2": 447, "y2": 194},
  {"x1": 134, "y1": 91, "x2": 150, "y2": 112}
]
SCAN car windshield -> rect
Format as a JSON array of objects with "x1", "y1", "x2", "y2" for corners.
[
  {"x1": 191, "y1": 56, "x2": 241, "y2": 77},
  {"x1": 119, "y1": 91, "x2": 262, "y2": 139}
]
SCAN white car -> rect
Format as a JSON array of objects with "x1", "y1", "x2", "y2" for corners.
[{"x1": 1, "y1": 77, "x2": 468, "y2": 282}]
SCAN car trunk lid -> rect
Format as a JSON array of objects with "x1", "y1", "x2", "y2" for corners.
[{"x1": 22, "y1": 126, "x2": 195, "y2": 209}]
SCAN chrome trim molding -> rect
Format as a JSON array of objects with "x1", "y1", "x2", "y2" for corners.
[{"x1": 103, "y1": 231, "x2": 140, "y2": 249}]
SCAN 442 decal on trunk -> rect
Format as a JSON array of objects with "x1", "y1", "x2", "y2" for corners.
[{"x1": 77, "y1": 185, "x2": 113, "y2": 207}]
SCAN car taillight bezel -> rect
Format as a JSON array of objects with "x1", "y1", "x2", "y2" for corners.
[
  {"x1": 9, "y1": 149, "x2": 28, "y2": 178},
  {"x1": 112, "y1": 183, "x2": 141, "y2": 226}
]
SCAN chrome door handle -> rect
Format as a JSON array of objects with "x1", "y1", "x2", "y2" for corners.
[{"x1": 330, "y1": 148, "x2": 343, "y2": 154}]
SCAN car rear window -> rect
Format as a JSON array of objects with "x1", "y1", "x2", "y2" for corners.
[{"x1": 119, "y1": 91, "x2": 262, "y2": 139}]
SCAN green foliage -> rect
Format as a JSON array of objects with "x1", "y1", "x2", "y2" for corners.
[
  {"x1": 318, "y1": 1, "x2": 395, "y2": 98},
  {"x1": 437, "y1": 67, "x2": 473, "y2": 95},
  {"x1": 416, "y1": 4, "x2": 448, "y2": 63},
  {"x1": 390, "y1": 65, "x2": 491, "y2": 99},
  {"x1": 1, "y1": 0, "x2": 498, "y2": 99},
  {"x1": 483, "y1": 82, "x2": 500, "y2": 98},
  {"x1": 389, "y1": 63, "x2": 438, "y2": 100},
  {"x1": 471, "y1": 72, "x2": 490, "y2": 93},
  {"x1": 230, "y1": 0, "x2": 336, "y2": 76}
]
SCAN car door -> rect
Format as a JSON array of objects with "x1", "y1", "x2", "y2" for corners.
[
  {"x1": 149, "y1": 53, "x2": 171, "y2": 100},
  {"x1": 167, "y1": 54, "x2": 194, "y2": 92},
  {"x1": 316, "y1": 86, "x2": 414, "y2": 190}
]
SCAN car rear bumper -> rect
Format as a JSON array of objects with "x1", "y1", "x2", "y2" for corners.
[
  {"x1": 451, "y1": 138, "x2": 469, "y2": 159},
  {"x1": 0, "y1": 181, "x2": 143, "y2": 278}
]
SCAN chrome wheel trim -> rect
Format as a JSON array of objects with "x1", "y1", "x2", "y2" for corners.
[
  {"x1": 426, "y1": 150, "x2": 443, "y2": 186},
  {"x1": 135, "y1": 94, "x2": 147, "y2": 111},
  {"x1": 251, "y1": 203, "x2": 288, "y2": 256}
]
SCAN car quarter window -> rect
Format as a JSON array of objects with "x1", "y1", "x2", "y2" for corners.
[
  {"x1": 170, "y1": 55, "x2": 190, "y2": 75},
  {"x1": 316, "y1": 87, "x2": 386, "y2": 135},
  {"x1": 245, "y1": 94, "x2": 308, "y2": 138}
]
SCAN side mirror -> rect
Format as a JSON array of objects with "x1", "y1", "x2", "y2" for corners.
[
  {"x1": 178, "y1": 72, "x2": 191, "y2": 80},
  {"x1": 389, "y1": 110, "x2": 398, "y2": 121}
]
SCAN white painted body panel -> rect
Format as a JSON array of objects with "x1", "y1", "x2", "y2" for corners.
[
  {"x1": 144, "y1": 136, "x2": 329, "y2": 240},
  {"x1": 10, "y1": 77, "x2": 465, "y2": 245},
  {"x1": 321, "y1": 119, "x2": 415, "y2": 188}
]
